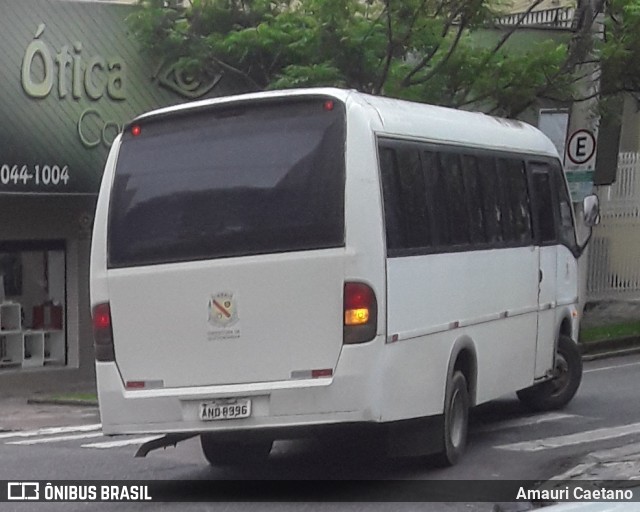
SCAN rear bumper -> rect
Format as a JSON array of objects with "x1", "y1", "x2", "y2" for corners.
[{"x1": 97, "y1": 341, "x2": 385, "y2": 437}]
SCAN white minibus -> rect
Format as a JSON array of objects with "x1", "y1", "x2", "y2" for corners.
[{"x1": 90, "y1": 88, "x2": 599, "y2": 466}]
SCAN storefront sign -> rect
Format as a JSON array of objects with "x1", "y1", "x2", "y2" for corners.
[{"x1": 0, "y1": 0, "x2": 247, "y2": 194}]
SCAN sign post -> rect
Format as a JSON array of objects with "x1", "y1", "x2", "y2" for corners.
[{"x1": 565, "y1": 128, "x2": 597, "y2": 202}]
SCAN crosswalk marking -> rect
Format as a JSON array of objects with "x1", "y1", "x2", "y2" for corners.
[
  {"x1": 82, "y1": 435, "x2": 164, "y2": 449},
  {"x1": 496, "y1": 421, "x2": 640, "y2": 452},
  {"x1": 0, "y1": 412, "x2": 634, "y2": 454},
  {"x1": 584, "y1": 361, "x2": 640, "y2": 374},
  {"x1": 474, "y1": 412, "x2": 578, "y2": 433},
  {"x1": 0, "y1": 422, "x2": 159, "y2": 450},
  {"x1": 7, "y1": 432, "x2": 104, "y2": 445},
  {"x1": 0, "y1": 423, "x2": 102, "y2": 440}
]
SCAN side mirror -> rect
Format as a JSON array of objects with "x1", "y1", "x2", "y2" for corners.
[
  {"x1": 575, "y1": 193, "x2": 600, "y2": 257},
  {"x1": 583, "y1": 194, "x2": 600, "y2": 228}
]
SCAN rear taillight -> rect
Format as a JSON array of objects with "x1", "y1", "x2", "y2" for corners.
[
  {"x1": 92, "y1": 302, "x2": 115, "y2": 362},
  {"x1": 343, "y1": 282, "x2": 377, "y2": 344}
]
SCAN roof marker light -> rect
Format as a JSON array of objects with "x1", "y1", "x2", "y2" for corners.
[{"x1": 323, "y1": 100, "x2": 335, "y2": 111}]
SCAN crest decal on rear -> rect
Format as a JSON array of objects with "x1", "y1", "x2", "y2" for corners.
[{"x1": 207, "y1": 292, "x2": 240, "y2": 340}]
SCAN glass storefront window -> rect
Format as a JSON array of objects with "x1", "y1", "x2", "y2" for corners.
[{"x1": 0, "y1": 241, "x2": 66, "y2": 369}]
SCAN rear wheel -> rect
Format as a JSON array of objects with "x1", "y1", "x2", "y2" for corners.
[
  {"x1": 435, "y1": 370, "x2": 469, "y2": 466},
  {"x1": 200, "y1": 435, "x2": 273, "y2": 467},
  {"x1": 517, "y1": 335, "x2": 582, "y2": 411}
]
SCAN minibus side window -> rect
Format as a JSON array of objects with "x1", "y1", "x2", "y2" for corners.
[
  {"x1": 476, "y1": 156, "x2": 504, "y2": 244},
  {"x1": 460, "y1": 155, "x2": 487, "y2": 245},
  {"x1": 397, "y1": 148, "x2": 432, "y2": 248},
  {"x1": 530, "y1": 165, "x2": 557, "y2": 244},
  {"x1": 379, "y1": 144, "x2": 431, "y2": 251},
  {"x1": 378, "y1": 147, "x2": 404, "y2": 250},
  {"x1": 380, "y1": 138, "x2": 546, "y2": 254},
  {"x1": 437, "y1": 153, "x2": 470, "y2": 246},
  {"x1": 498, "y1": 158, "x2": 533, "y2": 245},
  {"x1": 423, "y1": 150, "x2": 450, "y2": 247},
  {"x1": 496, "y1": 158, "x2": 516, "y2": 242},
  {"x1": 552, "y1": 162, "x2": 578, "y2": 250}
]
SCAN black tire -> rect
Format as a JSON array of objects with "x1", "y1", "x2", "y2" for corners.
[
  {"x1": 517, "y1": 335, "x2": 583, "y2": 412},
  {"x1": 200, "y1": 435, "x2": 273, "y2": 467},
  {"x1": 435, "y1": 371, "x2": 470, "y2": 466}
]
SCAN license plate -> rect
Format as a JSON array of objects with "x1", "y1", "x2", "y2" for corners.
[{"x1": 199, "y1": 399, "x2": 252, "y2": 421}]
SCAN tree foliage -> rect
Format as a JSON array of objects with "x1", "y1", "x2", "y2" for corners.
[
  {"x1": 127, "y1": 0, "x2": 640, "y2": 118},
  {"x1": 601, "y1": 0, "x2": 640, "y2": 98}
]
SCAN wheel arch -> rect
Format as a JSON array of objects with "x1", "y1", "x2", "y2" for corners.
[
  {"x1": 446, "y1": 336, "x2": 478, "y2": 407},
  {"x1": 557, "y1": 310, "x2": 580, "y2": 351},
  {"x1": 559, "y1": 314, "x2": 572, "y2": 340}
]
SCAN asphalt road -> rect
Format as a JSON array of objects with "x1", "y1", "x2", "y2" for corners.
[{"x1": 1, "y1": 354, "x2": 640, "y2": 511}]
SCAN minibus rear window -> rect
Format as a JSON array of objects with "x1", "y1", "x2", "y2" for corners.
[{"x1": 107, "y1": 99, "x2": 346, "y2": 267}]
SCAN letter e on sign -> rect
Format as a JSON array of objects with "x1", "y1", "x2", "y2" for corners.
[{"x1": 566, "y1": 129, "x2": 596, "y2": 166}]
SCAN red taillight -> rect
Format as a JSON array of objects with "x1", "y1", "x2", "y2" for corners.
[
  {"x1": 343, "y1": 282, "x2": 377, "y2": 344},
  {"x1": 131, "y1": 125, "x2": 142, "y2": 137},
  {"x1": 92, "y1": 302, "x2": 115, "y2": 362},
  {"x1": 93, "y1": 305, "x2": 111, "y2": 330},
  {"x1": 323, "y1": 100, "x2": 335, "y2": 111},
  {"x1": 311, "y1": 369, "x2": 333, "y2": 379}
]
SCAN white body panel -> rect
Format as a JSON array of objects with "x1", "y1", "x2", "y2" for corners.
[
  {"x1": 536, "y1": 246, "x2": 558, "y2": 378},
  {"x1": 107, "y1": 251, "x2": 346, "y2": 387},
  {"x1": 90, "y1": 88, "x2": 581, "y2": 439},
  {"x1": 384, "y1": 247, "x2": 539, "y2": 419}
]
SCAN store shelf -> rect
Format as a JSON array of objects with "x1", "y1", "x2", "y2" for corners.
[
  {"x1": 0, "y1": 302, "x2": 65, "y2": 370},
  {"x1": 44, "y1": 331, "x2": 65, "y2": 365},
  {"x1": 0, "y1": 303, "x2": 21, "y2": 332},
  {"x1": 0, "y1": 332, "x2": 23, "y2": 367},
  {"x1": 23, "y1": 332, "x2": 45, "y2": 368}
]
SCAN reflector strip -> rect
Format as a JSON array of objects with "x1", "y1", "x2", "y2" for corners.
[
  {"x1": 125, "y1": 380, "x2": 164, "y2": 390},
  {"x1": 291, "y1": 369, "x2": 333, "y2": 379},
  {"x1": 311, "y1": 369, "x2": 333, "y2": 379}
]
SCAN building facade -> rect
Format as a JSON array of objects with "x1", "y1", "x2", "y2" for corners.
[{"x1": 0, "y1": 0, "x2": 248, "y2": 393}]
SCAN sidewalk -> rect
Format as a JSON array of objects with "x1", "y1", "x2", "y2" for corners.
[
  {"x1": 551, "y1": 442, "x2": 640, "y2": 480},
  {"x1": 581, "y1": 300, "x2": 640, "y2": 330},
  {"x1": 0, "y1": 396, "x2": 99, "y2": 431},
  {"x1": 580, "y1": 300, "x2": 640, "y2": 359}
]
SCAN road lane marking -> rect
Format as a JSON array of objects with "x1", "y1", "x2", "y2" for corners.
[
  {"x1": 584, "y1": 361, "x2": 640, "y2": 374},
  {"x1": 495, "y1": 421, "x2": 640, "y2": 452},
  {"x1": 0, "y1": 423, "x2": 102, "y2": 440},
  {"x1": 7, "y1": 432, "x2": 104, "y2": 445},
  {"x1": 82, "y1": 435, "x2": 164, "y2": 449},
  {"x1": 474, "y1": 412, "x2": 578, "y2": 433}
]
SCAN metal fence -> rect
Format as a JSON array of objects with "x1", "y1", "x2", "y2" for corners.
[
  {"x1": 587, "y1": 153, "x2": 640, "y2": 301},
  {"x1": 496, "y1": 7, "x2": 575, "y2": 28}
]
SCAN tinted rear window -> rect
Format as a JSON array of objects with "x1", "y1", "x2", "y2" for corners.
[{"x1": 108, "y1": 99, "x2": 346, "y2": 268}]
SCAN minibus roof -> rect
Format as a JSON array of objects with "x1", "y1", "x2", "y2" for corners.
[{"x1": 129, "y1": 87, "x2": 560, "y2": 159}]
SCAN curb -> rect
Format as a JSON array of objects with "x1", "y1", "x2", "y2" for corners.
[
  {"x1": 582, "y1": 346, "x2": 640, "y2": 361},
  {"x1": 579, "y1": 335, "x2": 640, "y2": 361},
  {"x1": 26, "y1": 397, "x2": 98, "y2": 407}
]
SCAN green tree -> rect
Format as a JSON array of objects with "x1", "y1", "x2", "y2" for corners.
[{"x1": 127, "y1": 0, "x2": 640, "y2": 118}]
